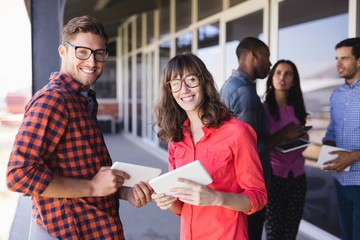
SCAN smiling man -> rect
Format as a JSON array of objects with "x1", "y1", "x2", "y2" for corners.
[{"x1": 6, "y1": 15, "x2": 153, "y2": 240}]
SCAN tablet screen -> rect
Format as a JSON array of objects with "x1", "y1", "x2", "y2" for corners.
[{"x1": 275, "y1": 139, "x2": 311, "y2": 153}]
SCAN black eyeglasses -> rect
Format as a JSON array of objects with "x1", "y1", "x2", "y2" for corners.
[
  {"x1": 63, "y1": 41, "x2": 109, "y2": 62},
  {"x1": 168, "y1": 74, "x2": 200, "y2": 93}
]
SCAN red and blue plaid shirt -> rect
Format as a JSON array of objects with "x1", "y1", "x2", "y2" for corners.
[{"x1": 7, "y1": 72, "x2": 124, "y2": 239}]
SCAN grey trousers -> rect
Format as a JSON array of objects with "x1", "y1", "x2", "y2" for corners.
[{"x1": 28, "y1": 219, "x2": 58, "y2": 240}]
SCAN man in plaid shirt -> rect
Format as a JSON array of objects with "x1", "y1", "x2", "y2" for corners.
[{"x1": 7, "y1": 15, "x2": 152, "y2": 240}]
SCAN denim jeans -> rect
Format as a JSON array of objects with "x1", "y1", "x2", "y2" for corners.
[{"x1": 334, "y1": 179, "x2": 360, "y2": 240}]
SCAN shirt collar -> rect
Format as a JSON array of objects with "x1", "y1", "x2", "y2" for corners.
[
  {"x1": 231, "y1": 69, "x2": 256, "y2": 87},
  {"x1": 49, "y1": 72, "x2": 85, "y2": 95},
  {"x1": 182, "y1": 118, "x2": 216, "y2": 140},
  {"x1": 347, "y1": 78, "x2": 360, "y2": 88}
]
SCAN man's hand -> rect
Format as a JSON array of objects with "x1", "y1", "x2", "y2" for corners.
[
  {"x1": 121, "y1": 181, "x2": 153, "y2": 207},
  {"x1": 323, "y1": 150, "x2": 354, "y2": 172},
  {"x1": 90, "y1": 167, "x2": 130, "y2": 196},
  {"x1": 280, "y1": 122, "x2": 305, "y2": 143}
]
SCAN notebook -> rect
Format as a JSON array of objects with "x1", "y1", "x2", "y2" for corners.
[
  {"x1": 275, "y1": 138, "x2": 311, "y2": 153},
  {"x1": 317, "y1": 145, "x2": 350, "y2": 172},
  {"x1": 111, "y1": 162, "x2": 162, "y2": 187},
  {"x1": 148, "y1": 160, "x2": 213, "y2": 195}
]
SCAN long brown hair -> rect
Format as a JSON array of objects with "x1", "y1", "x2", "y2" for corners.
[
  {"x1": 153, "y1": 53, "x2": 232, "y2": 142},
  {"x1": 264, "y1": 60, "x2": 308, "y2": 125}
]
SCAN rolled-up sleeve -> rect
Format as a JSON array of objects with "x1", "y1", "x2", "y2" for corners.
[{"x1": 7, "y1": 92, "x2": 67, "y2": 196}]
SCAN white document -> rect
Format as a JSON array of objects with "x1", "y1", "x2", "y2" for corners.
[
  {"x1": 111, "y1": 162, "x2": 162, "y2": 187},
  {"x1": 148, "y1": 160, "x2": 213, "y2": 195},
  {"x1": 317, "y1": 145, "x2": 350, "y2": 172}
]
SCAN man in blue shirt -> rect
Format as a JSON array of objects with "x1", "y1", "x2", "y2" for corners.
[{"x1": 323, "y1": 37, "x2": 360, "y2": 240}]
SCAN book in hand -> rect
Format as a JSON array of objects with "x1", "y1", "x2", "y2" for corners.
[
  {"x1": 148, "y1": 160, "x2": 213, "y2": 195},
  {"x1": 317, "y1": 145, "x2": 350, "y2": 172},
  {"x1": 111, "y1": 162, "x2": 162, "y2": 187},
  {"x1": 275, "y1": 138, "x2": 311, "y2": 153}
]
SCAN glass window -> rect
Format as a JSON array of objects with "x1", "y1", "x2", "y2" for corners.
[
  {"x1": 229, "y1": 0, "x2": 248, "y2": 7},
  {"x1": 197, "y1": 22, "x2": 221, "y2": 87},
  {"x1": 147, "y1": 11, "x2": 155, "y2": 44},
  {"x1": 160, "y1": 41, "x2": 171, "y2": 73},
  {"x1": 278, "y1": 13, "x2": 347, "y2": 128},
  {"x1": 225, "y1": 10, "x2": 263, "y2": 87},
  {"x1": 136, "y1": 54, "x2": 142, "y2": 137},
  {"x1": 176, "y1": 32, "x2": 193, "y2": 54},
  {"x1": 128, "y1": 24, "x2": 132, "y2": 52},
  {"x1": 198, "y1": 0, "x2": 222, "y2": 20},
  {"x1": 107, "y1": 41, "x2": 116, "y2": 57},
  {"x1": 128, "y1": 58, "x2": 132, "y2": 133},
  {"x1": 159, "y1": 42, "x2": 170, "y2": 150},
  {"x1": 159, "y1": 0, "x2": 170, "y2": 39},
  {"x1": 176, "y1": 0, "x2": 191, "y2": 31},
  {"x1": 93, "y1": 58, "x2": 116, "y2": 99},
  {"x1": 144, "y1": 51, "x2": 156, "y2": 142}
]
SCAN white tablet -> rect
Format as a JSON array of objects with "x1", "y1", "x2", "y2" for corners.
[
  {"x1": 317, "y1": 145, "x2": 350, "y2": 172},
  {"x1": 111, "y1": 162, "x2": 162, "y2": 187},
  {"x1": 275, "y1": 138, "x2": 311, "y2": 153},
  {"x1": 148, "y1": 160, "x2": 213, "y2": 195}
]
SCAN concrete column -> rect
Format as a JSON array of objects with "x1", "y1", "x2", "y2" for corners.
[{"x1": 30, "y1": 0, "x2": 66, "y2": 93}]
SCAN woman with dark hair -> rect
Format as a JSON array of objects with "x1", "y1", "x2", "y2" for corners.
[
  {"x1": 263, "y1": 59, "x2": 309, "y2": 240},
  {"x1": 152, "y1": 52, "x2": 267, "y2": 239}
]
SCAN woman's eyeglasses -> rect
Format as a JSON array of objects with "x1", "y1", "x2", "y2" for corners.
[{"x1": 168, "y1": 74, "x2": 200, "y2": 93}]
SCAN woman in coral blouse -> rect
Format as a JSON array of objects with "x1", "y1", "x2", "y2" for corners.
[{"x1": 151, "y1": 52, "x2": 267, "y2": 239}]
